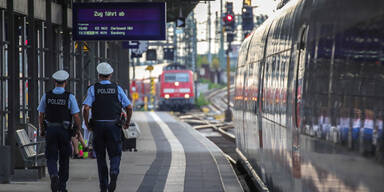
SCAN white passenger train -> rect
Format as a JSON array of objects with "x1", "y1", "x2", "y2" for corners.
[{"x1": 234, "y1": 0, "x2": 384, "y2": 191}]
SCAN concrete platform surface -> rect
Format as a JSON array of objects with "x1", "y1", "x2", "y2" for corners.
[{"x1": 0, "y1": 112, "x2": 242, "y2": 192}]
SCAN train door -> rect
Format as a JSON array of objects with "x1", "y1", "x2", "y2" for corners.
[
  {"x1": 292, "y1": 24, "x2": 309, "y2": 182},
  {"x1": 295, "y1": 25, "x2": 308, "y2": 131},
  {"x1": 257, "y1": 24, "x2": 273, "y2": 149},
  {"x1": 234, "y1": 64, "x2": 247, "y2": 150},
  {"x1": 258, "y1": 60, "x2": 266, "y2": 149}
]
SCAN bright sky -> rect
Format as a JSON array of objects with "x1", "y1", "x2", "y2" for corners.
[{"x1": 193, "y1": 0, "x2": 278, "y2": 54}]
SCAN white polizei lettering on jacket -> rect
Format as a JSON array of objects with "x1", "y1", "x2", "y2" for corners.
[
  {"x1": 150, "y1": 112, "x2": 186, "y2": 192},
  {"x1": 97, "y1": 88, "x2": 116, "y2": 94},
  {"x1": 47, "y1": 99, "x2": 66, "y2": 105}
]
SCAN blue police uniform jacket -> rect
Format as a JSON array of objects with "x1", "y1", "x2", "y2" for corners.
[
  {"x1": 83, "y1": 80, "x2": 131, "y2": 120},
  {"x1": 37, "y1": 87, "x2": 80, "y2": 115}
]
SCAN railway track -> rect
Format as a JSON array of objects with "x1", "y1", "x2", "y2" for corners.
[
  {"x1": 174, "y1": 86, "x2": 236, "y2": 159},
  {"x1": 177, "y1": 86, "x2": 236, "y2": 140},
  {"x1": 178, "y1": 113, "x2": 235, "y2": 141},
  {"x1": 174, "y1": 87, "x2": 256, "y2": 191},
  {"x1": 205, "y1": 86, "x2": 234, "y2": 113}
]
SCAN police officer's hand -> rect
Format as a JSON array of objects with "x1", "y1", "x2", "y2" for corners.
[{"x1": 123, "y1": 122, "x2": 130, "y2": 130}]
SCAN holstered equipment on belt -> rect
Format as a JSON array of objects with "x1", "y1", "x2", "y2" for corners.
[{"x1": 116, "y1": 116, "x2": 125, "y2": 127}]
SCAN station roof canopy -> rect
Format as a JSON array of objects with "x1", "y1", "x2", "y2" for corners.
[{"x1": 103, "y1": 0, "x2": 207, "y2": 22}]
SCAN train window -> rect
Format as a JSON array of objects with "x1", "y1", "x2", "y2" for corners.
[
  {"x1": 270, "y1": 55, "x2": 277, "y2": 121},
  {"x1": 277, "y1": 53, "x2": 282, "y2": 114},
  {"x1": 164, "y1": 73, "x2": 189, "y2": 82},
  {"x1": 234, "y1": 65, "x2": 245, "y2": 110},
  {"x1": 251, "y1": 61, "x2": 260, "y2": 114},
  {"x1": 302, "y1": 14, "x2": 384, "y2": 161},
  {"x1": 262, "y1": 57, "x2": 271, "y2": 115},
  {"x1": 246, "y1": 66, "x2": 252, "y2": 112},
  {"x1": 281, "y1": 51, "x2": 289, "y2": 126}
]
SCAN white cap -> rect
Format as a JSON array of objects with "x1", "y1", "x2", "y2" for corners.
[
  {"x1": 97, "y1": 62, "x2": 114, "y2": 75},
  {"x1": 52, "y1": 70, "x2": 69, "y2": 81}
]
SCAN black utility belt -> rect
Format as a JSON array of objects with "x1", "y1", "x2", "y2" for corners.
[
  {"x1": 93, "y1": 120, "x2": 119, "y2": 124},
  {"x1": 92, "y1": 119, "x2": 122, "y2": 126},
  {"x1": 46, "y1": 121, "x2": 71, "y2": 129}
]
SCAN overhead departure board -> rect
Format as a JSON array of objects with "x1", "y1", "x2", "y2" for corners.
[{"x1": 73, "y1": 2, "x2": 166, "y2": 40}]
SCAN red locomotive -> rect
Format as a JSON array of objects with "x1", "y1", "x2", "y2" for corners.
[{"x1": 158, "y1": 64, "x2": 195, "y2": 111}]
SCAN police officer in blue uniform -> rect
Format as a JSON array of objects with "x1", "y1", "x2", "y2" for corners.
[
  {"x1": 38, "y1": 70, "x2": 82, "y2": 192},
  {"x1": 83, "y1": 62, "x2": 133, "y2": 192}
]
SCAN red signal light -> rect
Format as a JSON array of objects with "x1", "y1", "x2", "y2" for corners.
[{"x1": 226, "y1": 14, "x2": 233, "y2": 22}]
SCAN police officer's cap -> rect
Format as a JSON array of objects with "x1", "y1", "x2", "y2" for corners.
[
  {"x1": 97, "y1": 62, "x2": 114, "y2": 75},
  {"x1": 52, "y1": 70, "x2": 69, "y2": 82}
]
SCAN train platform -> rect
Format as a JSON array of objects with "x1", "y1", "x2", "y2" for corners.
[{"x1": 0, "y1": 112, "x2": 243, "y2": 192}]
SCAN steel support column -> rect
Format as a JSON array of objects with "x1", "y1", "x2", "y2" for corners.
[
  {"x1": 7, "y1": 0, "x2": 17, "y2": 172},
  {"x1": 108, "y1": 43, "x2": 117, "y2": 82},
  {"x1": 219, "y1": 0, "x2": 225, "y2": 74},
  {"x1": 78, "y1": 41, "x2": 85, "y2": 101},
  {"x1": 118, "y1": 47, "x2": 130, "y2": 94},
  {"x1": 225, "y1": 45, "x2": 232, "y2": 122},
  {"x1": 115, "y1": 43, "x2": 119, "y2": 83},
  {"x1": 89, "y1": 42, "x2": 97, "y2": 83},
  {"x1": 27, "y1": 0, "x2": 38, "y2": 127},
  {"x1": 191, "y1": 11, "x2": 198, "y2": 102},
  {"x1": 45, "y1": 0, "x2": 55, "y2": 90},
  {"x1": 0, "y1": 10, "x2": 5, "y2": 147},
  {"x1": 62, "y1": 0, "x2": 70, "y2": 72}
]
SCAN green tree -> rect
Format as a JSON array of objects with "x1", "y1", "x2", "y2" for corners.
[
  {"x1": 212, "y1": 57, "x2": 220, "y2": 70},
  {"x1": 197, "y1": 55, "x2": 208, "y2": 68}
]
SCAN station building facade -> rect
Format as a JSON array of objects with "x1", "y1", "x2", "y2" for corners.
[{"x1": 0, "y1": 0, "x2": 130, "y2": 175}]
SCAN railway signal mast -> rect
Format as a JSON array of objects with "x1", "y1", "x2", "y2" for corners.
[
  {"x1": 223, "y1": 2, "x2": 235, "y2": 44},
  {"x1": 242, "y1": 2, "x2": 254, "y2": 38},
  {"x1": 223, "y1": 2, "x2": 234, "y2": 122}
]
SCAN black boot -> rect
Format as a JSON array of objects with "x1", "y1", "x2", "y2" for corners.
[
  {"x1": 50, "y1": 175, "x2": 59, "y2": 192},
  {"x1": 108, "y1": 174, "x2": 118, "y2": 192}
]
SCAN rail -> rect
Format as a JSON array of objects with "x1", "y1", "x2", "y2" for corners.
[{"x1": 206, "y1": 86, "x2": 234, "y2": 113}]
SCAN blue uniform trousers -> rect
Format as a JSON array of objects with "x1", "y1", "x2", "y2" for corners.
[
  {"x1": 93, "y1": 122, "x2": 122, "y2": 190},
  {"x1": 45, "y1": 124, "x2": 71, "y2": 191}
]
